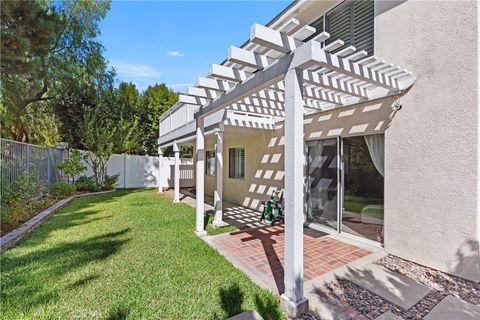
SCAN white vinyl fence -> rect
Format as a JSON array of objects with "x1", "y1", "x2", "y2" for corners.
[
  {"x1": 0, "y1": 137, "x2": 194, "y2": 200},
  {"x1": 81, "y1": 153, "x2": 194, "y2": 189}
]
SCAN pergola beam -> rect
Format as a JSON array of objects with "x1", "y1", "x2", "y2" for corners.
[
  {"x1": 197, "y1": 77, "x2": 233, "y2": 92},
  {"x1": 179, "y1": 94, "x2": 208, "y2": 106},
  {"x1": 210, "y1": 64, "x2": 250, "y2": 82},
  {"x1": 228, "y1": 46, "x2": 270, "y2": 70},
  {"x1": 250, "y1": 23, "x2": 299, "y2": 53}
]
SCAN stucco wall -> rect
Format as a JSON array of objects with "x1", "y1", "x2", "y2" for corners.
[{"x1": 375, "y1": 0, "x2": 479, "y2": 281}]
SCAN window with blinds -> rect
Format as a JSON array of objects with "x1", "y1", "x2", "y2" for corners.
[
  {"x1": 229, "y1": 148, "x2": 245, "y2": 179},
  {"x1": 305, "y1": 0, "x2": 374, "y2": 56},
  {"x1": 205, "y1": 151, "x2": 215, "y2": 176}
]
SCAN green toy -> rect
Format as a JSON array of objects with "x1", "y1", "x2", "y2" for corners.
[{"x1": 260, "y1": 189, "x2": 284, "y2": 225}]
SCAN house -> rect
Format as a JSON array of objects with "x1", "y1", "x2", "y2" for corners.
[{"x1": 158, "y1": 0, "x2": 479, "y2": 316}]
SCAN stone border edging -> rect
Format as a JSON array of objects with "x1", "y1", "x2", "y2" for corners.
[{"x1": 0, "y1": 189, "x2": 116, "y2": 253}]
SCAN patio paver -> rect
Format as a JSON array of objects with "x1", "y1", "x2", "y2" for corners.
[
  {"x1": 208, "y1": 226, "x2": 372, "y2": 294},
  {"x1": 342, "y1": 263, "x2": 431, "y2": 310},
  {"x1": 423, "y1": 295, "x2": 480, "y2": 320}
]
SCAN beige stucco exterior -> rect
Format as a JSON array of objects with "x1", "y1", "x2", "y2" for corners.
[
  {"x1": 375, "y1": 0, "x2": 479, "y2": 281},
  {"x1": 179, "y1": 0, "x2": 479, "y2": 282}
]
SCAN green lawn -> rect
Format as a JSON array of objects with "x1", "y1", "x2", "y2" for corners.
[
  {"x1": 1, "y1": 189, "x2": 283, "y2": 320},
  {"x1": 344, "y1": 195, "x2": 384, "y2": 219}
]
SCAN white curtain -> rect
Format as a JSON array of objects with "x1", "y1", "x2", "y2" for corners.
[{"x1": 364, "y1": 134, "x2": 385, "y2": 177}]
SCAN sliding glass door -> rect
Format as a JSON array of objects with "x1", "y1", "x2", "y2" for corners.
[
  {"x1": 306, "y1": 134, "x2": 384, "y2": 243},
  {"x1": 342, "y1": 135, "x2": 384, "y2": 242},
  {"x1": 306, "y1": 138, "x2": 339, "y2": 229}
]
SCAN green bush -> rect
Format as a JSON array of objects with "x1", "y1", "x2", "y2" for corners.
[
  {"x1": 50, "y1": 181, "x2": 76, "y2": 199},
  {"x1": 1, "y1": 173, "x2": 40, "y2": 206},
  {"x1": 75, "y1": 176, "x2": 100, "y2": 192},
  {"x1": 57, "y1": 150, "x2": 87, "y2": 183},
  {"x1": 103, "y1": 174, "x2": 119, "y2": 190}
]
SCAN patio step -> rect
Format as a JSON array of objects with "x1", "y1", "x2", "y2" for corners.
[
  {"x1": 423, "y1": 295, "x2": 480, "y2": 320},
  {"x1": 227, "y1": 310, "x2": 263, "y2": 320},
  {"x1": 375, "y1": 311, "x2": 403, "y2": 320},
  {"x1": 342, "y1": 263, "x2": 431, "y2": 309}
]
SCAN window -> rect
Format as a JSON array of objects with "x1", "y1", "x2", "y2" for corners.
[
  {"x1": 305, "y1": 0, "x2": 374, "y2": 56},
  {"x1": 205, "y1": 151, "x2": 215, "y2": 176},
  {"x1": 229, "y1": 148, "x2": 245, "y2": 179}
]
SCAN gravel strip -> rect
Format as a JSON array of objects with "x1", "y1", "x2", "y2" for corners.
[
  {"x1": 307, "y1": 254, "x2": 479, "y2": 319},
  {"x1": 378, "y1": 255, "x2": 480, "y2": 305},
  {"x1": 323, "y1": 279, "x2": 448, "y2": 319}
]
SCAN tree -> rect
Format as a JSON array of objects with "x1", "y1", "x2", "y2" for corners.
[
  {"x1": 81, "y1": 89, "x2": 140, "y2": 185},
  {"x1": 138, "y1": 84, "x2": 178, "y2": 155},
  {"x1": 0, "y1": 0, "x2": 110, "y2": 142},
  {"x1": 57, "y1": 150, "x2": 86, "y2": 183}
]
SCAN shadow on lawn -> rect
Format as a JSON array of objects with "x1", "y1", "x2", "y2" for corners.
[
  {"x1": 215, "y1": 283, "x2": 283, "y2": 320},
  {"x1": 1, "y1": 228, "x2": 131, "y2": 311},
  {"x1": 219, "y1": 283, "x2": 244, "y2": 317}
]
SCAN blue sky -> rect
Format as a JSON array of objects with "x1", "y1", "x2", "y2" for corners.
[{"x1": 98, "y1": 1, "x2": 290, "y2": 92}]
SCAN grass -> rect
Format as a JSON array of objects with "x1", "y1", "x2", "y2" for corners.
[
  {"x1": 1, "y1": 189, "x2": 283, "y2": 320},
  {"x1": 204, "y1": 213, "x2": 239, "y2": 236},
  {"x1": 344, "y1": 195, "x2": 384, "y2": 219}
]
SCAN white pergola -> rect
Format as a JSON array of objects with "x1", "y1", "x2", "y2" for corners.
[{"x1": 160, "y1": 19, "x2": 415, "y2": 316}]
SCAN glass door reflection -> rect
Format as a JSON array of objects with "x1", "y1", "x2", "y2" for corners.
[
  {"x1": 342, "y1": 135, "x2": 384, "y2": 242},
  {"x1": 306, "y1": 138, "x2": 338, "y2": 230}
]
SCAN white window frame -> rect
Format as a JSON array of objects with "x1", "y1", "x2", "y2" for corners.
[
  {"x1": 205, "y1": 150, "x2": 216, "y2": 176},
  {"x1": 228, "y1": 147, "x2": 245, "y2": 179}
]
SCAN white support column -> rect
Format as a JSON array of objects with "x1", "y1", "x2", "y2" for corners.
[
  {"x1": 195, "y1": 117, "x2": 207, "y2": 236},
  {"x1": 213, "y1": 127, "x2": 226, "y2": 228},
  {"x1": 158, "y1": 146, "x2": 164, "y2": 193},
  {"x1": 281, "y1": 68, "x2": 308, "y2": 317},
  {"x1": 173, "y1": 142, "x2": 180, "y2": 202}
]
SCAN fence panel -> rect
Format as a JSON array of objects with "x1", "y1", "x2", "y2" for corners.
[
  {"x1": 80, "y1": 152, "x2": 194, "y2": 189},
  {"x1": 0, "y1": 138, "x2": 65, "y2": 199}
]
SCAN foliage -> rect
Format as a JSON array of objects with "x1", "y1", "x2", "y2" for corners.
[
  {"x1": 102, "y1": 174, "x2": 119, "y2": 190},
  {"x1": 138, "y1": 84, "x2": 178, "y2": 155},
  {"x1": 49, "y1": 181, "x2": 75, "y2": 199},
  {"x1": 0, "y1": 173, "x2": 53, "y2": 234},
  {"x1": 81, "y1": 92, "x2": 141, "y2": 185},
  {"x1": 57, "y1": 149, "x2": 86, "y2": 183},
  {"x1": 0, "y1": 0, "x2": 111, "y2": 143},
  {"x1": 75, "y1": 176, "x2": 100, "y2": 192},
  {"x1": 1, "y1": 173, "x2": 40, "y2": 206},
  {"x1": 1, "y1": 195, "x2": 56, "y2": 234},
  {"x1": 0, "y1": 190, "x2": 284, "y2": 319}
]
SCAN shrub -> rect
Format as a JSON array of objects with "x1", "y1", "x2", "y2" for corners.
[
  {"x1": 1, "y1": 173, "x2": 40, "y2": 206},
  {"x1": 1, "y1": 202, "x2": 29, "y2": 229},
  {"x1": 57, "y1": 150, "x2": 87, "y2": 183},
  {"x1": 50, "y1": 181, "x2": 76, "y2": 199},
  {"x1": 103, "y1": 174, "x2": 119, "y2": 190},
  {"x1": 75, "y1": 176, "x2": 100, "y2": 192}
]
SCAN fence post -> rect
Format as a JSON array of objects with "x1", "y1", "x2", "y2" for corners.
[
  {"x1": 124, "y1": 154, "x2": 127, "y2": 188},
  {"x1": 47, "y1": 149, "x2": 51, "y2": 186},
  {"x1": 26, "y1": 144, "x2": 30, "y2": 175}
]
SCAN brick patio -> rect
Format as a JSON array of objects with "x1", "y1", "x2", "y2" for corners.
[{"x1": 208, "y1": 225, "x2": 372, "y2": 294}]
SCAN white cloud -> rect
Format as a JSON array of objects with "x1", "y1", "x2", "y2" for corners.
[
  {"x1": 110, "y1": 60, "x2": 161, "y2": 78},
  {"x1": 166, "y1": 51, "x2": 186, "y2": 57}
]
